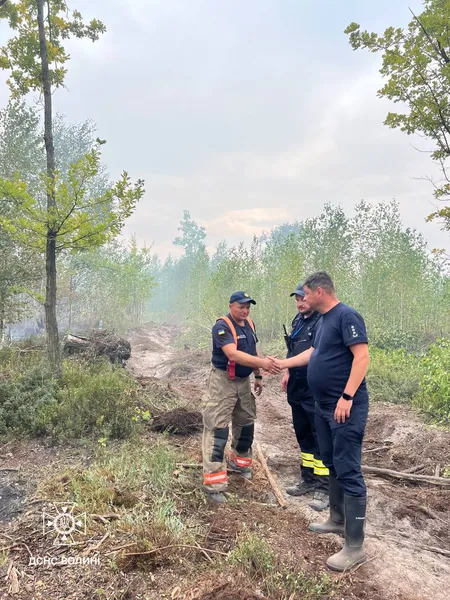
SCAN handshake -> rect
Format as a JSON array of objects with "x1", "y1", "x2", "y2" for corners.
[{"x1": 260, "y1": 356, "x2": 286, "y2": 375}]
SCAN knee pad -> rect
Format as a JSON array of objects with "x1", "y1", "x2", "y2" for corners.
[
  {"x1": 236, "y1": 423, "x2": 254, "y2": 454},
  {"x1": 210, "y1": 427, "x2": 229, "y2": 462}
]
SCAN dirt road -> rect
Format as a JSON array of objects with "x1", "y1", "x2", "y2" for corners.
[{"x1": 129, "y1": 323, "x2": 450, "y2": 600}]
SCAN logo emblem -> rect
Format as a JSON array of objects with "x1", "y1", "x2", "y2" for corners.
[{"x1": 42, "y1": 503, "x2": 87, "y2": 546}]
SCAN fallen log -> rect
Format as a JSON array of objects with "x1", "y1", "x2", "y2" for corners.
[
  {"x1": 63, "y1": 330, "x2": 131, "y2": 365},
  {"x1": 255, "y1": 443, "x2": 287, "y2": 508},
  {"x1": 362, "y1": 465, "x2": 450, "y2": 487}
]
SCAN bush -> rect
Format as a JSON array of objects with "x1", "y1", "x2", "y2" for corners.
[
  {"x1": 414, "y1": 339, "x2": 450, "y2": 424},
  {"x1": 0, "y1": 364, "x2": 58, "y2": 435},
  {"x1": 367, "y1": 348, "x2": 420, "y2": 404},
  {"x1": 37, "y1": 359, "x2": 139, "y2": 441},
  {"x1": 0, "y1": 351, "x2": 140, "y2": 441}
]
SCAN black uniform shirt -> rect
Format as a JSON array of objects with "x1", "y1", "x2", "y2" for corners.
[
  {"x1": 211, "y1": 315, "x2": 258, "y2": 379},
  {"x1": 307, "y1": 303, "x2": 369, "y2": 406},
  {"x1": 287, "y1": 311, "x2": 322, "y2": 379}
]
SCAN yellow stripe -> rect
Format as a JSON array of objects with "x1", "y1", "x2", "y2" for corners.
[
  {"x1": 301, "y1": 452, "x2": 314, "y2": 460},
  {"x1": 314, "y1": 458, "x2": 329, "y2": 476},
  {"x1": 314, "y1": 467, "x2": 329, "y2": 476},
  {"x1": 302, "y1": 461, "x2": 314, "y2": 468}
]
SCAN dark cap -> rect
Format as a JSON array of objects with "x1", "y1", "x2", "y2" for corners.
[
  {"x1": 290, "y1": 283, "x2": 305, "y2": 298},
  {"x1": 229, "y1": 291, "x2": 256, "y2": 305}
]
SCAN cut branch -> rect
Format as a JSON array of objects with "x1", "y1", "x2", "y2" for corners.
[
  {"x1": 362, "y1": 465, "x2": 450, "y2": 486},
  {"x1": 256, "y1": 443, "x2": 287, "y2": 508}
]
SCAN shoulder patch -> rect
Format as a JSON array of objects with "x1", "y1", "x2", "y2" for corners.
[{"x1": 218, "y1": 329, "x2": 225, "y2": 335}]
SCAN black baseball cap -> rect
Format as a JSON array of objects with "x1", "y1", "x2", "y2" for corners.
[
  {"x1": 290, "y1": 283, "x2": 305, "y2": 297},
  {"x1": 229, "y1": 291, "x2": 256, "y2": 305}
]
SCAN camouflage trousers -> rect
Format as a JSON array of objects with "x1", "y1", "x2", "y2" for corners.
[{"x1": 202, "y1": 367, "x2": 256, "y2": 492}]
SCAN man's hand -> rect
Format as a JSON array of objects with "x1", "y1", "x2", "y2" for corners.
[
  {"x1": 260, "y1": 356, "x2": 281, "y2": 375},
  {"x1": 281, "y1": 371, "x2": 289, "y2": 393},
  {"x1": 334, "y1": 397, "x2": 353, "y2": 423},
  {"x1": 254, "y1": 379, "x2": 263, "y2": 396}
]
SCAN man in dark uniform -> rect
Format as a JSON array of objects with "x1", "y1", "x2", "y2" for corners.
[
  {"x1": 275, "y1": 272, "x2": 369, "y2": 572},
  {"x1": 202, "y1": 291, "x2": 280, "y2": 504},
  {"x1": 282, "y1": 283, "x2": 329, "y2": 511}
]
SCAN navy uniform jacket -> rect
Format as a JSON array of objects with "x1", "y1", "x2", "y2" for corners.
[{"x1": 211, "y1": 315, "x2": 258, "y2": 379}]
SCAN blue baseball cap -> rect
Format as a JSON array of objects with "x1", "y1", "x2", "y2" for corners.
[
  {"x1": 229, "y1": 291, "x2": 256, "y2": 305},
  {"x1": 290, "y1": 283, "x2": 305, "y2": 297}
]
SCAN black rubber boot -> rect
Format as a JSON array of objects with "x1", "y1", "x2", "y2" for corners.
[
  {"x1": 326, "y1": 495, "x2": 367, "y2": 571},
  {"x1": 309, "y1": 474, "x2": 344, "y2": 534}
]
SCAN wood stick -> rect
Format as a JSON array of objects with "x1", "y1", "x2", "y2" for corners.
[
  {"x1": 362, "y1": 465, "x2": 450, "y2": 486},
  {"x1": 435, "y1": 464, "x2": 441, "y2": 478},
  {"x1": 104, "y1": 542, "x2": 137, "y2": 556},
  {"x1": 383, "y1": 536, "x2": 450, "y2": 558},
  {"x1": 255, "y1": 443, "x2": 287, "y2": 508},
  {"x1": 123, "y1": 544, "x2": 228, "y2": 558},
  {"x1": 363, "y1": 445, "x2": 393, "y2": 454},
  {"x1": 403, "y1": 464, "x2": 426, "y2": 474}
]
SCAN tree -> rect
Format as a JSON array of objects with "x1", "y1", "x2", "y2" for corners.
[
  {"x1": 0, "y1": 101, "x2": 43, "y2": 340},
  {"x1": 173, "y1": 210, "x2": 207, "y2": 257},
  {"x1": 0, "y1": 1, "x2": 144, "y2": 373},
  {"x1": 345, "y1": 1, "x2": 450, "y2": 232}
]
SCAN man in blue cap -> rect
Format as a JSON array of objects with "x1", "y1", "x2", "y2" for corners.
[
  {"x1": 202, "y1": 291, "x2": 280, "y2": 504},
  {"x1": 282, "y1": 283, "x2": 329, "y2": 511}
]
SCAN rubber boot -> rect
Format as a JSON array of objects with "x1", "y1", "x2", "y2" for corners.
[
  {"x1": 309, "y1": 474, "x2": 344, "y2": 534},
  {"x1": 326, "y1": 495, "x2": 367, "y2": 572}
]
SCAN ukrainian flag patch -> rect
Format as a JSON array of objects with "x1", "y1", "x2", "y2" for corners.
[{"x1": 218, "y1": 329, "x2": 225, "y2": 335}]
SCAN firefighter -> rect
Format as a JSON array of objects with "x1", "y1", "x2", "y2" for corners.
[
  {"x1": 274, "y1": 272, "x2": 369, "y2": 572},
  {"x1": 202, "y1": 291, "x2": 280, "y2": 504},
  {"x1": 281, "y1": 283, "x2": 329, "y2": 511}
]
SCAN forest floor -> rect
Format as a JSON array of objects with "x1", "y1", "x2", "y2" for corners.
[{"x1": 1, "y1": 323, "x2": 449, "y2": 600}]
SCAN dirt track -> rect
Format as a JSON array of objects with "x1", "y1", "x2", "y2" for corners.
[{"x1": 129, "y1": 323, "x2": 450, "y2": 600}]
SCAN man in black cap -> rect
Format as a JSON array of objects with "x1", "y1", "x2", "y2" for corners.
[
  {"x1": 202, "y1": 291, "x2": 280, "y2": 504},
  {"x1": 282, "y1": 283, "x2": 329, "y2": 511}
]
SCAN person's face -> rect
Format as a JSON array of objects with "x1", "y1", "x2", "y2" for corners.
[
  {"x1": 295, "y1": 294, "x2": 312, "y2": 315},
  {"x1": 229, "y1": 301, "x2": 250, "y2": 322},
  {"x1": 303, "y1": 285, "x2": 323, "y2": 311}
]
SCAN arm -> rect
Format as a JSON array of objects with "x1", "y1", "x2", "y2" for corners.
[
  {"x1": 222, "y1": 343, "x2": 279, "y2": 373},
  {"x1": 334, "y1": 344, "x2": 370, "y2": 423},
  {"x1": 276, "y1": 347, "x2": 313, "y2": 370}
]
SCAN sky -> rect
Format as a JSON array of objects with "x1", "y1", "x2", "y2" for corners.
[{"x1": 1, "y1": 0, "x2": 449, "y2": 258}]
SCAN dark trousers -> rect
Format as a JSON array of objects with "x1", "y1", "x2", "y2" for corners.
[
  {"x1": 315, "y1": 399, "x2": 368, "y2": 497},
  {"x1": 287, "y1": 370, "x2": 329, "y2": 493}
]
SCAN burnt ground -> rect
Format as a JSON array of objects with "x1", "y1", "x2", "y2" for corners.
[{"x1": 1, "y1": 323, "x2": 449, "y2": 599}]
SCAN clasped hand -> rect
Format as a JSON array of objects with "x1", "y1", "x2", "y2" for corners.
[{"x1": 260, "y1": 356, "x2": 283, "y2": 375}]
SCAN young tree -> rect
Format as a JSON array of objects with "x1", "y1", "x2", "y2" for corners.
[
  {"x1": 173, "y1": 210, "x2": 207, "y2": 257},
  {"x1": 0, "y1": 1, "x2": 144, "y2": 373},
  {"x1": 345, "y1": 1, "x2": 450, "y2": 233}
]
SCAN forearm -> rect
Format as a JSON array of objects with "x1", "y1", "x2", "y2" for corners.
[
  {"x1": 344, "y1": 355, "x2": 369, "y2": 396},
  {"x1": 281, "y1": 347, "x2": 313, "y2": 369},
  {"x1": 228, "y1": 350, "x2": 265, "y2": 369}
]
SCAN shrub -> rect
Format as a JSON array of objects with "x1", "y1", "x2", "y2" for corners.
[
  {"x1": 414, "y1": 339, "x2": 450, "y2": 424},
  {"x1": 367, "y1": 348, "x2": 420, "y2": 404},
  {"x1": 38, "y1": 359, "x2": 139, "y2": 441}
]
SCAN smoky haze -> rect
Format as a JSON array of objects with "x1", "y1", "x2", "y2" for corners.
[{"x1": 0, "y1": 0, "x2": 448, "y2": 257}]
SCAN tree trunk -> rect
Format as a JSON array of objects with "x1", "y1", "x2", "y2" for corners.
[{"x1": 36, "y1": 0, "x2": 61, "y2": 375}]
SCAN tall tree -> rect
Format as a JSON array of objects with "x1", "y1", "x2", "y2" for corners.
[
  {"x1": 173, "y1": 210, "x2": 207, "y2": 257},
  {"x1": 0, "y1": 1, "x2": 143, "y2": 373},
  {"x1": 345, "y1": 1, "x2": 450, "y2": 233}
]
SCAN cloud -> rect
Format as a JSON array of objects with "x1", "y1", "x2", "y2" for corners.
[{"x1": 202, "y1": 208, "x2": 291, "y2": 237}]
